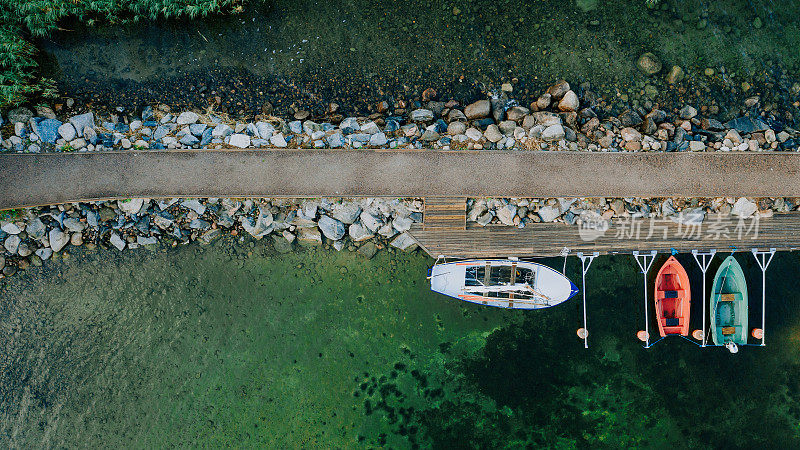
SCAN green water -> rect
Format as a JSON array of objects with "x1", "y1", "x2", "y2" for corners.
[
  {"x1": 40, "y1": 0, "x2": 800, "y2": 120},
  {"x1": 3, "y1": 238, "x2": 800, "y2": 447}
]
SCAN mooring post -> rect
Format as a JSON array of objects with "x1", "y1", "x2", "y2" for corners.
[
  {"x1": 577, "y1": 252, "x2": 599, "y2": 349},
  {"x1": 751, "y1": 248, "x2": 776, "y2": 346},
  {"x1": 633, "y1": 250, "x2": 657, "y2": 348},
  {"x1": 692, "y1": 249, "x2": 716, "y2": 347}
]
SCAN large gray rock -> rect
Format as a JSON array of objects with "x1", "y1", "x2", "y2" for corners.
[
  {"x1": 26, "y1": 218, "x2": 46, "y2": 240},
  {"x1": 731, "y1": 198, "x2": 757, "y2": 218},
  {"x1": 318, "y1": 215, "x2": 345, "y2": 240},
  {"x1": 496, "y1": 204, "x2": 517, "y2": 225},
  {"x1": 392, "y1": 216, "x2": 413, "y2": 232},
  {"x1": 348, "y1": 223, "x2": 374, "y2": 241},
  {"x1": 331, "y1": 203, "x2": 362, "y2": 224},
  {"x1": 240, "y1": 207, "x2": 274, "y2": 239},
  {"x1": 4, "y1": 235, "x2": 20, "y2": 254},
  {"x1": 118, "y1": 198, "x2": 145, "y2": 214},
  {"x1": 109, "y1": 232, "x2": 126, "y2": 250},
  {"x1": 484, "y1": 125, "x2": 503, "y2": 143},
  {"x1": 62, "y1": 217, "x2": 86, "y2": 232},
  {"x1": 541, "y1": 124, "x2": 565, "y2": 141},
  {"x1": 558, "y1": 90, "x2": 579, "y2": 112},
  {"x1": 389, "y1": 232, "x2": 418, "y2": 252},
  {"x1": 229, "y1": 134, "x2": 250, "y2": 148},
  {"x1": 298, "y1": 227, "x2": 322, "y2": 245},
  {"x1": 1, "y1": 222, "x2": 20, "y2": 234},
  {"x1": 270, "y1": 133, "x2": 287, "y2": 147},
  {"x1": 725, "y1": 116, "x2": 769, "y2": 134},
  {"x1": 69, "y1": 112, "x2": 95, "y2": 136},
  {"x1": 58, "y1": 122, "x2": 77, "y2": 141},
  {"x1": 256, "y1": 121, "x2": 275, "y2": 139},
  {"x1": 464, "y1": 100, "x2": 491, "y2": 120},
  {"x1": 181, "y1": 199, "x2": 206, "y2": 215},
  {"x1": 49, "y1": 228, "x2": 69, "y2": 252},
  {"x1": 359, "y1": 211, "x2": 383, "y2": 232},
  {"x1": 212, "y1": 123, "x2": 233, "y2": 138},
  {"x1": 410, "y1": 109, "x2": 434, "y2": 122},
  {"x1": 538, "y1": 205, "x2": 561, "y2": 222},
  {"x1": 176, "y1": 111, "x2": 200, "y2": 125}
]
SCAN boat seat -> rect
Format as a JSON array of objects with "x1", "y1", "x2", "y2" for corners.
[
  {"x1": 663, "y1": 290, "x2": 679, "y2": 299},
  {"x1": 722, "y1": 326, "x2": 736, "y2": 335},
  {"x1": 719, "y1": 293, "x2": 737, "y2": 302},
  {"x1": 665, "y1": 318, "x2": 680, "y2": 327}
]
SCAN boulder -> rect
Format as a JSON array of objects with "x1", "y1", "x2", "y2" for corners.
[
  {"x1": 484, "y1": 124, "x2": 503, "y2": 142},
  {"x1": 331, "y1": 203, "x2": 362, "y2": 224},
  {"x1": 410, "y1": 109, "x2": 434, "y2": 122},
  {"x1": 731, "y1": 198, "x2": 757, "y2": 218},
  {"x1": 298, "y1": 227, "x2": 322, "y2": 245},
  {"x1": 390, "y1": 232, "x2": 419, "y2": 252},
  {"x1": 538, "y1": 205, "x2": 561, "y2": 222},
  {"x1": 26, "y1": 218, "x2": 46, "y2": 240},
  {"x1": 496, "y1": 204, "x2": 517, "y2": 225},
  {"x1": 464, "y1": 100, "x2": 491, "y2": 120},
  {"x1": 176, "y1": 111, "x2": 200, "y2": 125},
  {"x1": 109, "y1": 232, "x2": 126, "y2": 251},
  {"x1": 348, "y1": 223, "x2": 374, "y2": 241},
  {"x1": 541, "y1": 124, "x2": 565, "y2": 141},
  {"x1": 49, "y1": 228, "x2": 69, "y2": 252},
  {"x1": 58, "y1": 123, "x2": 77, "y2": 141},
  {"x1": 558, "y1": 90, "x2": 579, "y2": 112},
  {"x1": 546, "y1": 80, "x2": 570, "y2": 100},
  {"x1": 229, "y1": 134, "x2": 251, "y2": 148},
  {"x1": 359, "y1": 211, "x2": 383, "y2": 232},
  {"x1": 4, "y1": 235, "x2": 20, "y2": 254},
  {"x1": 318, "y1": 215, "x2": 346, "y2": 240},
  {"x1": 69, "y1": 112, "x2": 95, "y2": 136}
]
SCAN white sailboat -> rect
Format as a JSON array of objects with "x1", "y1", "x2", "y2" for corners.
[{"x1": 428, "y1": 257, "x2": 578, "y2": 309}]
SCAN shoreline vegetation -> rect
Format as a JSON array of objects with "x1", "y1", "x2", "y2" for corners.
[
  {"x1": 0, "y1": 0, "x2": 243, "y2": 107},
  {"x1": 2, "y1": 79, "x2": 798, "y2": 153}
]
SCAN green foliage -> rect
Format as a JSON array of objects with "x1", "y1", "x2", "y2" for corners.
[
  {"x1": 0, "y1": 208, "x2": 22, "y2": 220},
  {"x1": 0, "y1": 0, "x2": 242, "y2": 107}
]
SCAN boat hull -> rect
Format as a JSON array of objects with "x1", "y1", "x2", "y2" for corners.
[
  {"x1": 654, "y1": 256, "x2": 691, "y2": 337},
  {"x1": 429, "y1": 259, "x2": 578, "y2": 309},
  {"x1": 710, "y1": 256, "x2": 748, "y2": 346}
]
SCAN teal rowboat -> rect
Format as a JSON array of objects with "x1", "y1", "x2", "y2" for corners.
[{"x1": 710, "y1": 256, "x2": 748, "y2": 347}]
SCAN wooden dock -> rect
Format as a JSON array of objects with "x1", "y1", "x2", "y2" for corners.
[
  {"x1": 422, "y1": 197, "x2": 466, "y2": 231},
  {"x1": 409, "y1": 199, "x2": 800, "y2": 257}
]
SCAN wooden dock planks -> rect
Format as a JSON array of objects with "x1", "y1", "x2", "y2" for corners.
[
  {"x1": 423, "y1": 197, "x2": 466, "y2": 231},
  {"x1": 410, "y1": 212, "x2": 800, "y2": 258}
]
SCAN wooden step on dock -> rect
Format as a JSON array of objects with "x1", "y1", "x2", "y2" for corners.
[{"x1": 423, "y1": 197, "x2": 466, "y2": 231}]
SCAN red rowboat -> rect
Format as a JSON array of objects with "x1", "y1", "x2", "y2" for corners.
[{"x1": 654, "y1": 256, "x2": 691, "y2": 336}]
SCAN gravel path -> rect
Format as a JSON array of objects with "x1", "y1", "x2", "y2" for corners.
[{"x1": 1, "y1": 150, "x2": 799, "y2": 209}]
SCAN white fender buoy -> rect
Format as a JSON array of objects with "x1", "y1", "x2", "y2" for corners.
[{"x1": 725, "y1": 342, "x2": 739, "y2": 354}]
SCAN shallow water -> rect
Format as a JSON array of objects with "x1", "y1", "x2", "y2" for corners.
[
  {"x1": 3, "y1": 238, "x2": 800, "y2": 447},
  {"x1": 39, "y1": 0, "x2": 800, "y2": 119}
]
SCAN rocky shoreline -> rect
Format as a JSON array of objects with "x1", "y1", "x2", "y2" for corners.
[
  {"x1": 0, "y1": 198, "x2": 423, "y2": 280},
  {"x1": 3, "y1": 80, "x2": 798, "y2": 153},
  {"x1": 467, "y1": 197, "x2": 786, "y2": 227},
  {"x1": 0, "y1": 194, "x2": 790, "y2": 281}
]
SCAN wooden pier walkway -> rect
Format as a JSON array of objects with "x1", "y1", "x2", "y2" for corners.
[
  {"x1": 422, "y1": 197, "x2": 466, "y2": 231},
  {"x1": 410, "y1": 204, "x2": 798, "y2": 258}
]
